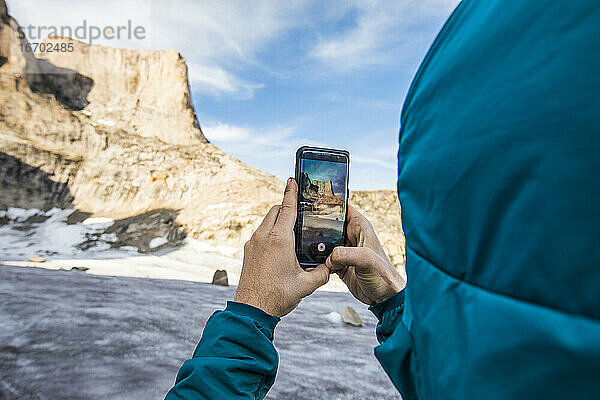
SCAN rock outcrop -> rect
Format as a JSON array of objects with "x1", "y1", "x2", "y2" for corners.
[
  {"x1": 300, "y1": 173, "x2": 344, "y2": 207},
  {"x1": 0, "y1": 1, "x2": 405, "y2": 269},
  {"x1": 37, "y1": 36, "x2": 205, "y2": 145}
]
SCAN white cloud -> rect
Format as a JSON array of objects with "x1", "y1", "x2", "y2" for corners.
[
  {"x1": 8, "y1": 0, "x2": 459, "y2": 94},
  {"x1": 204, "y1": 122, "x2": 300, "y2": 149},
  {"x1": 310, "y1": 0, "x2": 459, "y2": 71},
  {"x1": 7, "y1": 0, "x2": 309, "y2": 98},
  {"x1": 353, "y1": 155, "x2": 396, "y2": 169},
  {"x1": 203, "y1": 121, "x2": 322, "y2": 179},
  {"x1": 203, "y1": 122, "x2": 252, "y2": 142},
  {"x1": 187, "y1": 64, "x2": 263, "y2": 99}
]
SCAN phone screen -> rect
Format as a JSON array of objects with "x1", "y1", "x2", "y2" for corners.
[{"x1": 296, "y1": 149, "x2": 349, "y2": 265}]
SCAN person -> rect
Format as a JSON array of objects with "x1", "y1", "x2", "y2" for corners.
[
  {"x1": 166, "y1": 1, "x2": 600, "y2": 399},
  {"x1": 165, "y1": 179, "x2": 405, "y2": 399}
]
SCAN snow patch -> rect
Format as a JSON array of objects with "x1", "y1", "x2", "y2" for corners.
[
  {"x1": 6, "y1": 207, "x2": 42, "y2": 221},
  {"x1": 81, "y1": 110, "x2": 92, "y2": 116},
  {"x1": 97, "y1": 119, "x2": 115, "y2": 127},
  {"x1": 99, "y1": 233, "x2": 118, "y2": 243},
  {"x1": 149, "y1": 236, "x2": 168, "y2": 249},
  {"x1": 82, "y1": 217, "x2": 114, "y2": 227},
  {"x1": 206, "y1": 203, "x2": 231, "y2": 210},
  {"x1": 0, "y1": 208, "x2": 130, "y2": 261},
  {"x1": 119, "y1": 246, "x2": 139, "y2": 253},
  {"x1": 186, "y1": 239, "x2": 239, "y2": 257}
]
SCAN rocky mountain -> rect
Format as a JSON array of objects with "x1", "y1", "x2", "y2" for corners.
[
  {"x1": 0, "y1": 0, "x2": 404, "y2": 268},
  {"x1": 300, "y1": 173, "x2": 344, "y2": 206},
  {"x1": 350, "y1": 190, "x2": 405, "y2": 269},
  {"x1": 35, "y1": 36, "x2": 205, "y2": 145}
]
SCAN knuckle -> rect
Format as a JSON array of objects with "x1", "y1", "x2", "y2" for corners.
[
  {"x1": 268, "y1": 230, "x2": 287, "y2": 244},
  {"x1": 280, "y1": 203, "x2": 294, "y2": 212},
  {"x1": 330, "y1": 247, "x2": 342, "y2": 263}
]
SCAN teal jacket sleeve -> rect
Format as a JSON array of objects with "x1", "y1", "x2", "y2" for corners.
[
  {"x1": 369, "y1": 291, "x2": 418, "y2": 400},
  {"x1": 165, "y1": 301, "x2": 280, "y2": 400}
]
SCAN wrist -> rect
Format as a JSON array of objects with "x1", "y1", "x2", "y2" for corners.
[
  {"x1": 225, "y1": 301, "x2": 281, "y2": 336},
  {"x1": 234, "y1": 287, "x2": 282, "y2": 317}
]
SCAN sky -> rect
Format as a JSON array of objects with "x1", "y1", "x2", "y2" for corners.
[{"x1": 9, "y1": 0, "x2": 459, "y2": 190}]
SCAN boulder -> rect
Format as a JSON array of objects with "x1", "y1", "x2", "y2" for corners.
[
  {"x1": 211, "y1": 270, "x2": 228, "y2": 286},
  {"x1": 342, "y1": 306, "x2": 363, "y2": 327},
  {"x1": 28, "y1": 256, "x2": 46, "y2": 263}
]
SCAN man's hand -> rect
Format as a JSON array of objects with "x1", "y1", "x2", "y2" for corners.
[
  {"x1": 234, "y1": 178, "x2": 330, "y2": 317},
  {"x1": 324, "y1": 206, "x2": 406, "y2": 305}
]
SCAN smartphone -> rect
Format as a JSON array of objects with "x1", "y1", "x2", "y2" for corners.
[{"x1": 294, "y1": 146, "x2": 350, "y2": 269}]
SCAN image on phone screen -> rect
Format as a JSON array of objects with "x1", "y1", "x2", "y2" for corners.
[{"x1": 297, "y1": 151, "x2": 348, "y2": 265}]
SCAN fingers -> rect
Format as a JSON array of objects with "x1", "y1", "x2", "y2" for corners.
[
  {"x1": 297, "y1": 264, "x2": 330, "y2": 297},
  {"x1": 346, "y1": 204, "x2": 364, "y2": 220},
  {"x1": 347, "y1": 204, "x2": 371, "y2": 226},
  {"x1": 255, "y1": 205, "x2": 281, "y2": 236},
  {"x1": 273, "y1": 178, "x2": 298, "y2": 233},
  {"x1": 346, "y1": 205, "x2": 374, "y2": 246},
  {"x1": 326, "y1": 246, "x2": 405, "y2": 293}
]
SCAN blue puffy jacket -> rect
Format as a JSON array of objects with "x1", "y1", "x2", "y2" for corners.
[{"x1": 167, "y1": 1, "x2": 600, "y2": 398}]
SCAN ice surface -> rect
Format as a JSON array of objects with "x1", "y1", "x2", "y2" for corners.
[{"x1": 0, "y1": 265, "x2": 400, "y2": 399}]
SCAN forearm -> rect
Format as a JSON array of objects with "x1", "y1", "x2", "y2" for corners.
[{"x1": 165, "y1": 302, "x2": 280, "y2": 400}]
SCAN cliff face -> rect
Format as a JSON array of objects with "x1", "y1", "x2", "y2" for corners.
[
  {"x1": 300, "y1": 173, "x2": 344, "y2": 207},
  {"x1": 38, "y1": 37, "x2": 205, "y2": 145},
  {"x1": 0, "y1": 1, "x2": 281, "y2": 249},
  {"x1": 0, "y1": 1, "x2": 404, "y2": 268}
]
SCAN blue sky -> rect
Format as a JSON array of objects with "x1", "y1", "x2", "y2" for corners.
[{"x1": 9, "y1": 0, "x2": 459, "y2": 190}]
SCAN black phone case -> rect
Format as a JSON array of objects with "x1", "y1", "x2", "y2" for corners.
[{"x1": 294, "y1": 146, "x2": 350, "y2": 269}]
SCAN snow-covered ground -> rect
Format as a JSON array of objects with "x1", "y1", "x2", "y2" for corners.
[
  {"x1": 0, "y1": 207, "x2": 349, "y2": 290},
  {"x1": 0, "y1": 265, "x2": 400, "y2": 399}
]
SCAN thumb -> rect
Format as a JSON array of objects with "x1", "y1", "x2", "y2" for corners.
[
  {"x1": 325, "y1": 246, "x2": 380, "y2": 273},
  {"x1": 326, "y1": 246, "x2": 406, "y2": 293},
  {"x1": 297, "y1": 265, "x2": 330, "y2": 297}
]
